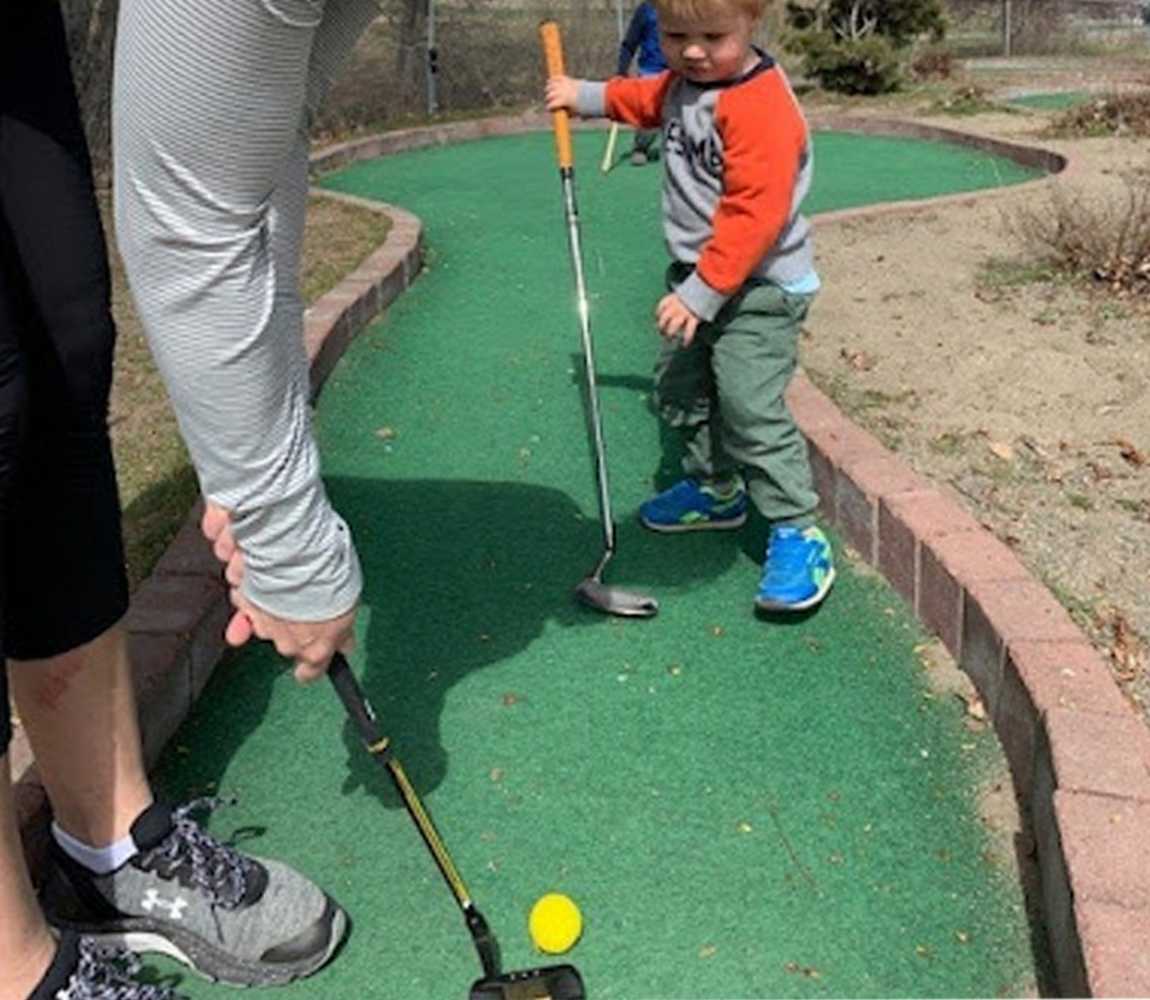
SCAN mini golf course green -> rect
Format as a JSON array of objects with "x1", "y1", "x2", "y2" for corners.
[
  {"x1": 1007, "y1": 91, "x2": 1092, "y2": 111},
  {"x1": 150, "y1": 128, "x2": 1047, "y2": 998}
]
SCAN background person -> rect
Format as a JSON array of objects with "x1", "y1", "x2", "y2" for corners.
[{"x1": 616, "y1": 1, "x2": 668, "y2": 164}]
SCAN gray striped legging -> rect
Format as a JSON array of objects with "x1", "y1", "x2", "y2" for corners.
[{"x1": 113, "y1": 0, "x2": 380, "y2": 622}]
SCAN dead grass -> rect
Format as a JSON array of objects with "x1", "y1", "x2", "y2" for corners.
[
  {"x1": 106, "y1": 194, "x2": 392, "y2": 589},
  {"x1": 1045, "y1": 90, "x2": 1150, "y2": 137},
  {"x1": 924, "y1": 82, "x2": 1010, "y2": 115},
  {"x1": 1005, "y1": 171, "x2": 1150, "y2": 298}
]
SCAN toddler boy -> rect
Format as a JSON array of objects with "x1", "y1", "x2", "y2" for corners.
[{"x1": 545, "y1": 0, "x2": 834, "y2": 613}]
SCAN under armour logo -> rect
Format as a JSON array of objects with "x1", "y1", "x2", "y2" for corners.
[{"x1": 141, "y1": 888, "x2": 189, "y2": 920}]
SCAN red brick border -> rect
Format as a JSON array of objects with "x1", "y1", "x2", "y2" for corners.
[
  {"x1": 15, "y1": 113, "x2": 1144, "y2": 997},
  {"x1": 790, "y1": 371, "x2": 1150, "y2": 997}
]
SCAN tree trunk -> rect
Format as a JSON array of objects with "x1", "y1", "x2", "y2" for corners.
[{"x1": 393, "y1": 0, "x2": 429, "y2": 111}]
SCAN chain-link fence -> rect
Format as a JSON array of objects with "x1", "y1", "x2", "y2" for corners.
[
  {"x1": 316, "y1": 0, "x2": 787, "y2": 141},
  {"x1": 946, "y1": 0, "x2": 1149, "y2": 55}
]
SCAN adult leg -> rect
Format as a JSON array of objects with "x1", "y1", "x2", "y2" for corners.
[
  {"x1": 0, "y1": 3, "x2": 98, "y2": 993},
  {"x1": 9, "y1": 629, "x2": 150, "y2": 847},
  {"x1": 0, "y1": 206, "x2": 52, "y2": 1000},
  {"x1": 0, "y1": 4, "x2": 158, "y2": 994},
  {"x1": 0, "y1": 0, "x2": 148, "y2": 850},
  {"x1": 0, "y1": 768, "x2": 56, "y2": 999}
]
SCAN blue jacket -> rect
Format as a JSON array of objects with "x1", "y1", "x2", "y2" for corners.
[{"x1": 617, "y1": 2, "x2": 666, "y2": 77}]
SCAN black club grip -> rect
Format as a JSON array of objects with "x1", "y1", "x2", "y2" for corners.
[{"x1": 328, "y1": 652, "x2": 385, "y2": 748}]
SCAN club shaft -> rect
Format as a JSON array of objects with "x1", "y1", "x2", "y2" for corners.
[
  {"x1": 329, "y1": 654, "x2": 502, "y2": 978},
  {"x1": 560, "y1": 168, "x2": 616, "y2": 556},
  {"x1": 328, "y1": 655, "x2": 472, "y2": 906}
]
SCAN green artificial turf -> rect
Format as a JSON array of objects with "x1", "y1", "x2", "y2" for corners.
[
  {"x1": 1007, "y1": 91, "x2": 1093, "y2": 110},
  {"x1": 149, "y1": 128, "x2": 1045, "y2": 998}
]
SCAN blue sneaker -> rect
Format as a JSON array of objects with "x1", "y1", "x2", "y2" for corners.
[
  {"x1": 639, "y1": 478, "x2": 748, "y2": 533},
  {"x1": 755, "y1": 524, "x2": 835, "y2": 612}
]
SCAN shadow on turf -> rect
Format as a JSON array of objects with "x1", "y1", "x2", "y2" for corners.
[
  {"x1": 323, "y1": 476, "x2": 750, "y2": 802},
  {"x1": 152, "y1": 488, "x2": 755, "y2": 839}
]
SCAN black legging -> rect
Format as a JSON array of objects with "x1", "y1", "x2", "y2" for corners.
[{"x1": 0, "y1": 1, "x2": 128, "y2": 752}]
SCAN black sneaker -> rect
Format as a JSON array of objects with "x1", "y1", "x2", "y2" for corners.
[
  {"x1": 29, "y1": 931, "x2": 179, "y2": 999},
  {"x1": 41, "y1": 800, "x2": 347, "y2": 987}
]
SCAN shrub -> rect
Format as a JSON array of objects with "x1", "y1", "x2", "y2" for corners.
[
  {"x1": 784, "y1": 0, "x2": 945, "y2": 46},
  {"x1": 910, "y1": 42, "x2": 957, "y2": 81},
  {"x1": 1006, "y1": 174, "x2": 1150, "y2": 298},
  {"x1": 783, "y1": 0, "x2": 946, "y2": 94},
  {"x1": 795, "y1": 32, "x2": 903, "y2": 95}
]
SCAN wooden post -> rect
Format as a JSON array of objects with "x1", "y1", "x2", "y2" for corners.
[
  {"x1": 426, "y1": 0, "x2": 439, "y2": 115},
  {"x1": 1003, "y1": 0, "x2": 1013, "y2": 57}
]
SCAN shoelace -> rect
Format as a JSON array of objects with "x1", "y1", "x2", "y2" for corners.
[
  {"x1": 137, "y1": 798, "x2": 257, "y2": 911},
  {"x1": 61, "y1": 939, "x2": 177, "y2": 1000}
]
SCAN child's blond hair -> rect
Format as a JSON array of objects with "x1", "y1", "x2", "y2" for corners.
[{"x1": 651, "y1": 0, "x2": 767, "y2": 22}]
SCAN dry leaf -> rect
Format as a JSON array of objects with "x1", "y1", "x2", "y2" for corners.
[
  {"x1": 1115, "y1": 438, "x2": 1147, "y2": 467},
  {"x1": 1094, "y1": 605, "x2": 1148, "y2": 683},
  {"x1": 784, "y1": 962, "x2": 822, "y2": 979},
  {"x1": 959, "y1": 692, "x2": 988, "y2": 721},
  {"x1": 987, "y1": 440, "x2": 1015, "y2": 462}
]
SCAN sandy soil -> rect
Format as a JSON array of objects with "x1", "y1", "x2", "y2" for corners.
[{"x1": 801, "y1": 61, "x2": 1150, "y2": 728}]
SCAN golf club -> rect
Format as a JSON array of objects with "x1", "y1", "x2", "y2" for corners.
[
  {"x1": 600, "y1": 122, "x2": 619, "y2": 173},
  {"x1": 540, "y1": 20, "x2": 658, "y2": 619},
  {"x1": 328, "y1": 653, "x2": 585, "y2": 999}
]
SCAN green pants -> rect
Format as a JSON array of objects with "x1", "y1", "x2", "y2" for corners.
[{"x1": 654, "y1": 263, "x2": 819, "y2": 524}]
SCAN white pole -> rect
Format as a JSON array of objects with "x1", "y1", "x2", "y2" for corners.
[
  {"x1": 426, "y1": 0, "x2": 439, "y2": 115},
  {"x1": 1003, "y1": 0, "x2": 1012, "y2": 57},
  {"x1": 616, "y1": 0, "x2": 625, "y2": 43}
]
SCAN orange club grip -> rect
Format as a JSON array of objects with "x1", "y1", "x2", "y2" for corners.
[{"x1": 539, "y1": 20, "x2": 574, "y2": 170}]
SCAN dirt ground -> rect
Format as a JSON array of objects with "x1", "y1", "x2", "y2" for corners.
[{"x1": 800, "y1": 56, "x2": 1150, "y2": 729}]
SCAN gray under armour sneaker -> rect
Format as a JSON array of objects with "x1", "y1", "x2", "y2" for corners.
[
  {"x1": 30, "y1": 932, "x2": 180, "y2": 999},
  {"x1": 41, "y1": 800, "x2": 347, "y2": 988}
]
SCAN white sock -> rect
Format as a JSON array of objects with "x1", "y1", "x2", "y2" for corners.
[{"x1": 52, "y1": 822, "x2": 138, "y2": 874}]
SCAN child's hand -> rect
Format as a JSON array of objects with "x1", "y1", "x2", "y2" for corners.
[
  {"x1": 545, "y1": 75, "x2": 580, "y2": 113},
  {"x1": 656, "y1": 292, "x2": 701, "y2": 347}
]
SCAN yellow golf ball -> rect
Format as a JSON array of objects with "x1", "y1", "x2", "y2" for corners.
[{"x1": 528, "y1": 893, "x2": 583, "y2": 954}]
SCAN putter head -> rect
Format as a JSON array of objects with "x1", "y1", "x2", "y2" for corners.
[
  {"x1": 575, "y1": 578, "x2": 659, "y2": 618},
  {"x1": 470, "y1": 963, "x2": 585, "y2": 1000}
]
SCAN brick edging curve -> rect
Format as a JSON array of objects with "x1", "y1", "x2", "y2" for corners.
[{"x1": 15, "y1": 113, "x2": 1147, "y2": 997}]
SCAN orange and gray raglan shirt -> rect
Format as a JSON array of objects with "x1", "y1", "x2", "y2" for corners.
[{"x1": 576, "y1": 50, "x2": 817, "y2": 322}]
